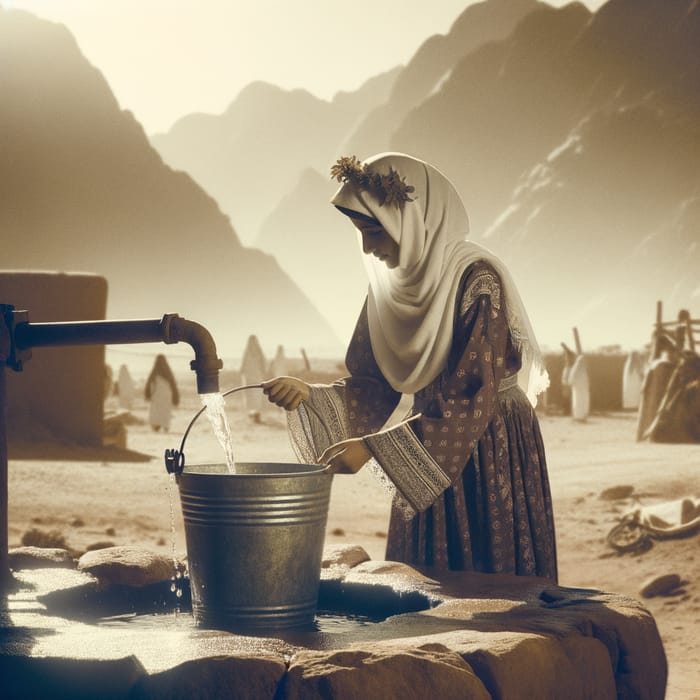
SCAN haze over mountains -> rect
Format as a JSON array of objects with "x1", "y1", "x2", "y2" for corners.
[
  {"x1": 0, "y1": 8, "x2": 343, "y2": 360},
  {"x1": 2, "y1": 0, "x2": 699, "y2": 359},
  {"x1": 152, "y1": 0, "x2": 700, "y2": 352}
]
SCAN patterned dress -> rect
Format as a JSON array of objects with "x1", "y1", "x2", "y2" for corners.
[{"x1": 288, "y1": 260, "x2": 557, "y2": 581}]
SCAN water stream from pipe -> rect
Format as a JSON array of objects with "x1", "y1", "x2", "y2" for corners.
[{"x1": 200, "y1": 392, "x2": 236, "y2": 473}]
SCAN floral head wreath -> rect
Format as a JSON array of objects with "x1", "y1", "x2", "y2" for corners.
[{"x1": 331, "y1": 155, "x2": 415, "y2": 208}]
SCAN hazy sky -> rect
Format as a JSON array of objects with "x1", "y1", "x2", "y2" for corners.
[{"x1": 8, "y1": 0, "x2": 607, "y2": 134}]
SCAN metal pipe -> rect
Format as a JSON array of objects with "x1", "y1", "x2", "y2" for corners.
[
  {"x1": 15, "y1": 318, "x2": 165, "y2": 348},
  {"x1": 0, "y1": 367, "x2": 9, "y2": 588},
  {"x1": 14, "y1": 313, "x2": 223, "y2": 394},
  {"x1": 161, "y1": 315, "x2": 223, "y2": 395},
  {"x1": 1, "y1": 308, "x2": 224, "y2": 591}
]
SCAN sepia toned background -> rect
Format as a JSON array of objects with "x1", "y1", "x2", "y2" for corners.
[
  {"x1": 5, "y1": 0, "x2": 691, "y2": 370},
  {"x1": 1, "y1": 1, "x2": 699, "y2": 697}
]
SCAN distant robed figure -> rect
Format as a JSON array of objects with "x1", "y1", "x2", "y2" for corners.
[
  {"x1": 144, "y1": 354, "x2": 180, "y2": 432},
  {"x1": 263, "y1": 153, "x2": 557, "y2": 581}
]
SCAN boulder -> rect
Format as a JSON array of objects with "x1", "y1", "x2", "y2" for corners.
[
  {"x1": 9, "y1": 546, "x2": 75, "y2": 569},
  {"x1": 640, "y1": 573, "x2": 683, "y2": 598},
  {"x1": 285, "y1": 645, "x2": 490, "y2": 700},
  {"x1": 321, "y1": 544, "x2": 370, "y2": 569},
  {"x1": 77, "y1": 546, "x2": 176, "y2": 587},
  {"x1": 130, "y1": 654, "x2": 286, "y2": 700}
]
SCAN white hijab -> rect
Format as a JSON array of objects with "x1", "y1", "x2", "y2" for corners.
[{"x1": 331, "y1": 152, "x2": 548, "y2": 403}]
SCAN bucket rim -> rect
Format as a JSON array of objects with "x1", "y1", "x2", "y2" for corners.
[{"x1": 180, "y1": 461, "x2": 330, "y2": 478}]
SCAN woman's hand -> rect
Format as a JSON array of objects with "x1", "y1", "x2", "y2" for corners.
[
  {"x1": 319, "y1": 437, "x2": 371, "y2": 474},
  {"x1": 261, "y1": 376, "x2": 310, "y2": 411}
]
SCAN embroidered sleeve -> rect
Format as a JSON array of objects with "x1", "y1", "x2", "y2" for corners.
[
  {"x1": 286, "y1": 384, "x2": 349, "y2": 464},
  {"x1": 363, "y1": 421, "x2": 451, "y2": 513},
  {"x1": 286, "y1": 377, "x2": 400, "y2": 464}
]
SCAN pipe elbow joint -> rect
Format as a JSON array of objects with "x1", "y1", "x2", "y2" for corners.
[{"x1": 161, "y1": 314, "x2": 223, "y2": 394}]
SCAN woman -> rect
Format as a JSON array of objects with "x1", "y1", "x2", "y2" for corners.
[
  {"x1": 116, "y1": 363, "x2": 136, "y2": 411},
  {"x1": 263, "y1": 152, "x2": 557, "y2": 580},
  {"x1": 144, "y1": 353, "x2": 180, "y2": 432}
]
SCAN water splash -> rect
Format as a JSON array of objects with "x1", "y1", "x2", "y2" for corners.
[
  {"x1": 167, "y1": 473, "x2": 184, "y2": 606},
  {"x1": 200, "y1": 392, "x2": 236, "y2": 473}
]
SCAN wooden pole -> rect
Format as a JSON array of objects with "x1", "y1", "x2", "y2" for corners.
[
  {"x1": 572, "y1": 327, "x2": 582, "y2": 355},
  {"x1": 0, "y1": 366, "x2": 8, "y2": 588},
  {"x1": 300, "y1": 348, "x2": 311, "y2": 372}
]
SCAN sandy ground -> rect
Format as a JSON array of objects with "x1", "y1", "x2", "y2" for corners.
[{"x1": 7, "y1": 380, "x2": 700, "y2": 699}]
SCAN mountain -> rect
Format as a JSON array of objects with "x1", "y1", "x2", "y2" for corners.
[
  {"x1": 483, "y1": 102, "x2": 700, "y2": 346},
  {"x1": 389, "y1": 1, "x2": 595, "y2": 236},
  {"x1": 402, "y1": 0, "x2": 700, "y2": 349},
  {"x1": 150, "y1": 71, "x2": 400, "y2": 244},
  {"x1": 17, "y1": 0, "x2": 700, "y2": 358},
  {"x1": 254, "y1": 168, "x2": 369, "y2": 345},
  {"x1": 126, "y1": 0, "x2": 700, "y2": 352},
  {"x1": 0, "y1": 8, "x2": 343, "y2": 361},
  {"x1": 324, "y1": 0, "x2": 700, "y2": 351},
  {"x1": 339, "y1": 0, "x2": 544, "y2": 157}
]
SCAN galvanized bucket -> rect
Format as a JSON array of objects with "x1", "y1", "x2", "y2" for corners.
[{"x1": 165, "y1": 386, "x2": 332, "y2": 632}]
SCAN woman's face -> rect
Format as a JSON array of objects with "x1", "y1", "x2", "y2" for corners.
[{"x1": 352, "y1": 218, "x2": 399, "y2": 268}]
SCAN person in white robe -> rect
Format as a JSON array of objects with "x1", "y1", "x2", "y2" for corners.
[
  {"x1": 144, "y1": 354, "x2": 180, "y2": 432},
  {"x1": 622, "y1": 350, "x2": 644, "y2": 410},
  {"x1": 116, "y1": 364, "x2": 135, "y2": 411},
  {"x1": 568, "y1": 353, "x2": 590, "y2": 421}
]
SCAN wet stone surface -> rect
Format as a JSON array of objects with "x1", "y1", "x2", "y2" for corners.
[{"x1": 1, "y1": 544, "x2": 668, "y2": 699}]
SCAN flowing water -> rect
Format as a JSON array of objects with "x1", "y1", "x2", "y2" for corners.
[
  {"x1": 200, "y1": 392, "x2": 236, "y2": 472},
  {"x1": 167, "y1": 473, "x2": 185, "y2": 602}
]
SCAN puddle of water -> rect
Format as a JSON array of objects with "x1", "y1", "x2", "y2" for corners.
[{"x1": 95, "y1": 609, "x2": 383, "y2": 635}]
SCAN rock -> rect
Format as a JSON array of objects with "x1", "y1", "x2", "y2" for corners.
[
  {"x1": 130, "y1": 655, "x2": 286, "y2": 700},
  {"x1": 103, "y1": 414, "x2": 127, "y2": 448},
  {"x1": 322, "y1": 544, "x2": 370, "y2": 569},
  {"x1": 77, "y1": 546, "x2": 176, "y2": 587},
  {"x1": 349, "y1": 559, "x2": 437, "y2": 585},
  {"x1": 20, "y1": 527, "x2": 68, "y2": 549},
  {"x1": 285, "y1": 645, "x2": 491, "y2": 700},
  {"x1": 84, "y1": 540, "x2": 117, "y2": 552},
  {"x1": 0, "y1": 654, "x2": 146, "y2": 700},
  {"x1": 450, "y1": 631, "x2": 615, "y2": 699},
  {"x1": 599, "y1": 485, "x2": 635, "y2": 500},
  {"x1": 8, "y1": 546, "x2": 76, "y2": 569},
  {"x1": 640, "y1": 573, "x2": 683, "y2": 598}
]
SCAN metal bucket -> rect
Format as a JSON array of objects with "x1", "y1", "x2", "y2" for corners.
[
  {"x1": 177, "y1": 462, "x2": 331, "y2": 631},
  {"x1": 165, "y1": 385, "x2": 333, "y2": 632}
]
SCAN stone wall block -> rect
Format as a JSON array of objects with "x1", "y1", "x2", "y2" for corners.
[
  {"x1": 0, "y1": 654, "x2": 146, "y2": 700},
  {"x1": 283, "y1": 645, "x2": 491, "y2": 700},
  {"x1": 130, "y1": 654, "x2": 286, "y2": 700}
]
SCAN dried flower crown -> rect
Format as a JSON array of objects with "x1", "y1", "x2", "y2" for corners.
[{"x1": 331, "y1": 156, "x2": 415, "y2": 207}]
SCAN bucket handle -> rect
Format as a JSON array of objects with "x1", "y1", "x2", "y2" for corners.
[
  {"x1": 164, "y1": 383, "x2": 331, "y2": 475},
  {"x1": 164, "y1": 383, "x2": 261, "y2": 474}
]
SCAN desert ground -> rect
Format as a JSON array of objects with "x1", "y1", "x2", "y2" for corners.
[{"x1": 7, "y1": 367, "x2": 700, "y2": 700}]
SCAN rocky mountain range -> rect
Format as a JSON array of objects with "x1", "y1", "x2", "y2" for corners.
[
  {"x1": 0, "y1": 7, "x2": 345, "y2": 362},
  {"x1": 152, "y1": 0, "x2": 700, "y2": 352},
  {"x1": 3, "y1": 0, "x2": 698, "y2": 359},
  {"x1": 150, "y1": 71, "x2": 400, "y2": 245}
]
